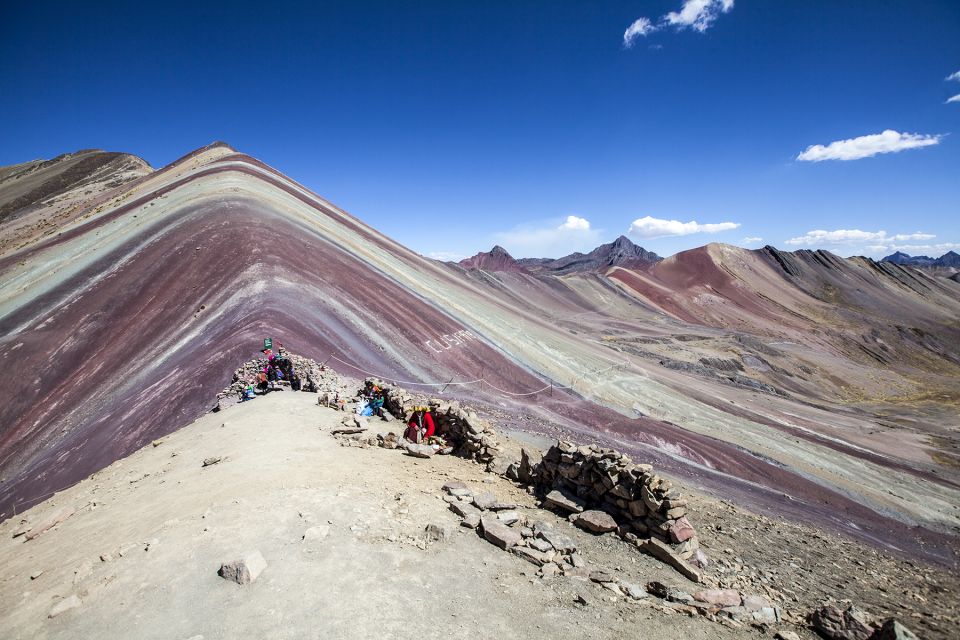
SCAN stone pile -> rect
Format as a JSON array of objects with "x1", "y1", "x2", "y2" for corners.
[
  {"x1": 642, "y1": 581, "x2": 782, "y2": 625},
  {"x1": 441, "y1": 481, "x2": 591, "y2": 580},
  {"x1": 529, "y1": 440, "x2": 692, "y2": 543},
  {"x1": 216, "y1": 351, "x2": 346, "y2": 409},
  {"x1": 522, "y1": 440, "x2": 704, "y2": 580}
]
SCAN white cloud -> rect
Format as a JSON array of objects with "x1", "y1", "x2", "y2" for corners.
[
  {"x1": 881, "y1": 242, "x2": 960, "y2": 254},
  {"x1": 947, "y1": 94, "x2": 960, "y2": 104},
  {"x1": 623, "y1": 0, "x2": 733, "y2": 46},
  {"x1": 559, "y1": 215, "x2": 591, "y2": 231},
  {"x1": 796, "y1": 130, "x2": 942, "y2": 162},
  {"x1": 493, "y1": 215, "x2": 602, "y2": 258},
  {"x1": 785, "y1": 229, "x2": 936, "y2": 246},
  {"x1": 665, "y1": 0, "x2": 735, "y2": 32},
  {"x1": 426, "y1": 251, "x2": 467, "y2": 262},
  {"x1": 741, "y1": 236, "x2": 763, "y2": 245},
  {"x1": 946, "y1": 70, "x2": 960, "y2": 82},
  {"x1": 628, "y1": 215, "x2": 740, "y2": 239},
  {"x1": 623, "y1": 18, "x2": 657, "y2": 47}
]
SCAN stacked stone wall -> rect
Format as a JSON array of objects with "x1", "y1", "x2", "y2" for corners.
[
  {"x1": 526, "y1": 441, "x2": 700, "y2": 562},
  {"x1": 363, "y1": 378, "x2": 700, "y2": 569}
]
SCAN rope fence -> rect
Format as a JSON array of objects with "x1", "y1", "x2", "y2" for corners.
[
  {"x1": 3, "y1": 350, "x2": 637, "y2": 521},
  {"x1": 325, "y1": 351, "x2": 635, "y2": 398}
]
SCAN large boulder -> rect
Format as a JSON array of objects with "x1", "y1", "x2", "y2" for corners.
[
  {"x1": 870, "y1": 619, "x2": 919, "y2": 640},
  {"x1": 811, "y1": 604, "x2": 875, "y2": 640}
]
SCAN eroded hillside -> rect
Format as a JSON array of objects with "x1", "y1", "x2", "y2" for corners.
[{"x1": 1, "y1": 143, "x2": 958, "y2": 570}]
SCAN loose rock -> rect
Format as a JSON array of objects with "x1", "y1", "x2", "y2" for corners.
[
  {"x1": 543, "y1": 489, "x2": 585, "y2": 513},
  {"x1": 218, "y1": 550, "x2": 267, "y2": 585},
  {"x1": 572, "y1": 510, "x2": 618, "y2": 534},
  {"x1": 472, "y1": 491, "x2": 498, "y2": 511},
  {"x1": 424, "y1": 523, "x2": 452, "y2": 543},
  {"x1": 871, "y1": 619, "x2": 919, "y2": 640},
  {"x1": 810, "y1": 604, "x2": 875, "y2": 640},
  {"x1": 669, "y1": 516, "x2": 696, "y2": 543},
  {"x1": 694, "y1": 588, "x2": 741, "y2": 607},
  {"x1": 480, "y1": 515, "x2": 523, "y2": 549},
  {"x1": 640, "y1": 537, "x2": 703, "y2": 583},
  {"x1": 404, "y1": 443, "x2": 435, "y2": 459}
]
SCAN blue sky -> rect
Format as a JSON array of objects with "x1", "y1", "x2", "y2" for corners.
[{"x1": 1, "y1": 1, "x2": 958, "y2": 260}]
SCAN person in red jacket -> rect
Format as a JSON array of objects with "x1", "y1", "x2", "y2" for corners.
[{"x1": 405, "y1": 406, "x2": 435, "y2": 443}]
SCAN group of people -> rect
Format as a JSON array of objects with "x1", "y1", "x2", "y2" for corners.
[
  {"x1": 238, "y1": 346, "x2": 441, "y2": 449},
  {"x1": 239, "y1": 344, "x2": 317, "y2": 401},
  {"x1": 356, "y1": 381, "x2": 440, "y2": 445}
]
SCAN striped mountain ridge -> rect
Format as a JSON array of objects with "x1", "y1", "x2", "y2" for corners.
[{"x1": 1, "y1": 143, "x2": 959, "y2": 567}]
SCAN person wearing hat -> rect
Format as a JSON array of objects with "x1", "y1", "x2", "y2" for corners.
[{"x1": 404, "y1": 406, "x2": 435, "y2": 443}]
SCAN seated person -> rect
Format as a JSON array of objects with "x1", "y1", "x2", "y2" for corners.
[
  {"x1": 240, "y1": 384, "x2": 256, "y2": 401},
  {"x1": 404, "y1": 406, "x2": 435, "y2": 443}
]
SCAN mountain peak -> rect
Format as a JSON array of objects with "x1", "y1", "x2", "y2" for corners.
[
  {"x1": 458, "y1": 245, "x2": 522, "y2": 271},
  {"x1": 881, "y1": 251, "x2": 959, "y2": 268}
]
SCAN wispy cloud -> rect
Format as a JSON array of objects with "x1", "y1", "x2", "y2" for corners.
[
  {"x1": 665, "y1": 0, "x2": 735, "y2": 32},
  {"x1": 493, "y1": 215, "x2": 602, "y2": 258},
  {"x1": 623, "y1": 0, "x2": 733, "y2": 46},
  {"x1": 946, "y1": 70, "x2": 960, "y2": 82},
  {"x1": 947, "y1": 94, "x2": 960, "y2": 104},
  {"x1": 623, "y1": 18, "x2": 656, "y2": 48},
  {"x1": 629, "y1": 215, "x2": 739, "y2": 239},
  {"x1": 426, "y1": 250, "x2": 467, "y2": 262},
  {"x1": 796, "y1": 130, "x2": 942, "y2": 162},
  {"x1": 741, "y1": 236, "x2": 763, "y2": 245},
  {"x1": 785, "y1": 229, "x2": 936, "y2": 246}
]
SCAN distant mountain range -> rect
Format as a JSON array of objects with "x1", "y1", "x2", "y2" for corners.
[
  {"x1": 881, "y1": 250, "x2": 960, "y2": 268},
  {"x1": 459, "y1": 235, "x2": 661, "y2": 273}
]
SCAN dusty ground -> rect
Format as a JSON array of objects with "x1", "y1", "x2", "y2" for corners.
[
  {"x1": 0, "y1": 392, "x2": 756, "y2": 640},
  {"x1": 1, "y1": 392, "x2": 957, "y2": 639}
]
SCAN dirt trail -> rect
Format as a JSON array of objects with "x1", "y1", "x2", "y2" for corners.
[{"x1": 1, "y1": 393, "x2": 756, "y2": 640}]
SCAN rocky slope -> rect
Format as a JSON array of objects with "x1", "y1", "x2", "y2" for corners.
[
  {"x1": 1, "y1": 143, "x2": 958, "y2": 572},
  {"x1": 0, "y1": 149, "x2": 152, "y2": 255},
  {"x1": 2, "y1": 393, "x2": 954, "y2": 639}
]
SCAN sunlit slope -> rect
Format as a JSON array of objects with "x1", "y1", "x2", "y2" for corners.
[{"x1": 1, "y1": 146, "x2": 958, "y2": 567}]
